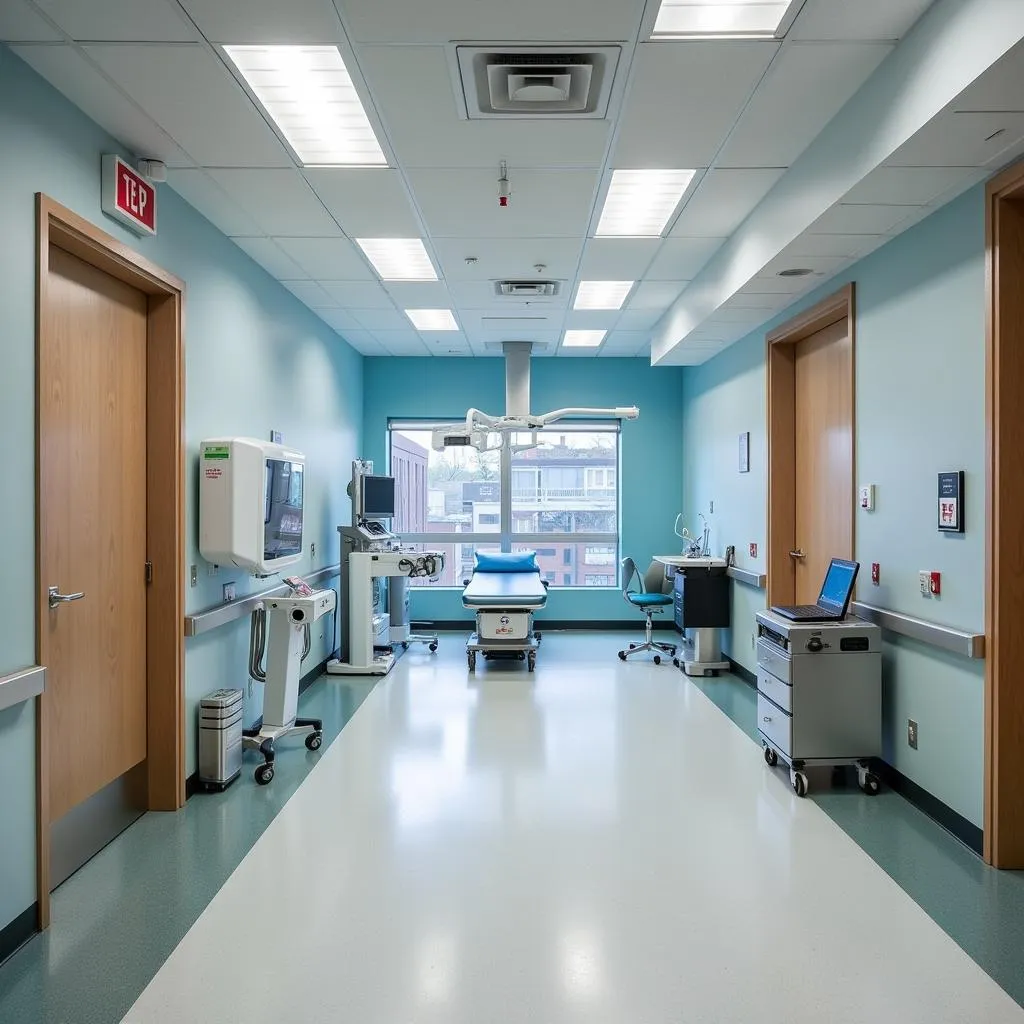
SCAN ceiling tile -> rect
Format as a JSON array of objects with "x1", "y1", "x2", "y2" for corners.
[
  {"x1": 615, "y1": 41, "x2": 778, "y2": 167},
  {"x1": 84, "y1": 43, "x2": 291, "y2": 167},
  {"x1": 809, "y1": 203, "x2": 918, "y2": 234},
  {"x1": 382, "y1": 282, "x2": 454, "y2": 307},
  {"x1": 718, "y1": 43, "x2": 893, "y2": 168},
  {"x1": 319, "y1": 280, "x2": 395, "y2": 308},
  {"x1": 671, "y1": 168, "x2": 785, "y2": 237},
  {"x1": 281, "y1": 280, "x2": 338, "y2": 308},
  {"x1": 338, "y1": 0, "x2": 645, "y2": 44},
  {"x1": 205, "y1": 170, "x2": 340, "y2": 235},
  {"x1": 305, "y1": 169, "x2": 421, "y2": 236},
  {"x1": 955, "y1": 43, "x2": 1024, "y2": 113},
  {"x1": 232, "y1": 237, "x2": 310, "y2": 279},
  {"x1": 845, "y1": 166, "x2": 983, "y2": 206},
  {"x1": 578, "y1": 239, "x2": 661, "y2": 280},
  {"x1": 645, "y1": 238, "x2": 725, "y2": 281},
  {"x1": 370, "y1": 331, "x2": 432, "y2": 356},
  {"x1": 740, "y1": 275, "x2": 812, "y2": 293},
  {"x1": 36, "y1": 0, "x2": 198, "y2": 41},
  {"x1": 13, "y1": 44, "x2": 192, "y2": 166},
  {"x1": 431, "y1": 238, "x2": 584, "y2": 283},
  {"x1": 417, "y1": 332, "x2": 472, "y2": 357},
  {"x1": 887, "y1": 110, "x2": 1024, "y2": 167},
  {"x1": 0, "y1": 1, "x2": 62, "y2": 41},
  {"x1": 352, "y1": 309, "x2": 408, "y2": 331},
  {"x1": 316, "y1": 309, "x2": 361, "y2": 331},
  {"x1": 563, "y1": 311, "x2": 619, "y2": 331},
  {"x1": 727, "y1": 292, "x2": 792, "y2": 309},
  {"x1": 459, "y1": 310, "x2": 562, "y2": 334},
  {"x1": 178, "y1": 0, "x2": 345, "y2": 43},
  {"x1": 333, "y1": 327, "x2": 379, "y2": 352},
  {"x1": 359, "y1": 46, "x2": 611, "y2": 170},
  {"x1": 629, "y1": 281, "x2": 689, "y2": 310},
  {"x1": 781, "y1": 232, "x2": 883, "y2": 258},
  {"x1": 169, "y1": 169, "x2": 263, "y2": 236},
  {"x1": 273, "y1": 237, "x2": 374, "y2": 279},
  {"x1": 408, "y1": 168, "x2": 599, "y2": 238},
  {"x1": 790, "y1": 0, "x2": 935, "y2": 41},
  {"x1": 616, "y1": 308, "x2": 664, "y2": 330}
]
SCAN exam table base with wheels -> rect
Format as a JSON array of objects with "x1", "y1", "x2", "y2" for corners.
[{"x1": 463, "y1": 569, "x2": 547, "y2": 673}]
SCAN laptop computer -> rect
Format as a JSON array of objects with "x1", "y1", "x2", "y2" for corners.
[{"x1": 771, "y1": 558, "x2": 859, "y2": 623}]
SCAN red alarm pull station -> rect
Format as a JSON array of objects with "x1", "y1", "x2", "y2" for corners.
[
  {"x1": 930, "y1": 571, "x2": 941, "y2": 596},
  {"x1": 749, "y1": 542, "x2": 758, "y2": 559},
  {"x1": 871, "y1": 562, "x2": 880, "y2": 585}
]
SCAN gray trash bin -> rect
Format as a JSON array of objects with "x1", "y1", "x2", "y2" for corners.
[{"x1": 198, "y1": 688, "x2": 243, "y2": 792}]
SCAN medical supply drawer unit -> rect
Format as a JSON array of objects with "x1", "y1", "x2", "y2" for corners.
[
  {"x1": 198, "y1": 688, "x2": 244, "y2": 792},
  {"x1": 755, "y1": 610, "x2": 882, "y2": 797},
  {"x1": 672, "y1": 566, "x2": 730, "y2": 631}
]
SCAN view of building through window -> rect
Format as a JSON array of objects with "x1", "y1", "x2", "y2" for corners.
[{"x1": 389, "y1": 423, "x2": 620, "y2": 587}]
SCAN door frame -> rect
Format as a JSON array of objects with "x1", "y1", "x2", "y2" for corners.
[
  {"x1": 765, "y1": 284, "x2": 856, "y2": 608},
  {"x1": 35, "y1": 194, "x2": 186, "y2": 926},
  {"x1": 984, "y1": 161, "x2": 1024, "y2": 868}
]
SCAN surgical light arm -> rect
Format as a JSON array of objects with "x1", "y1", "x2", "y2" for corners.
[{"x1": 432, "y1": 406, "x2": 639, "y2": 452}]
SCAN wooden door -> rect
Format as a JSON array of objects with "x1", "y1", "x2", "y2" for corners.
[
  {"x1": 39, "y1": 245, "x2": 149, "y2": 823},
  {"x1": 792, "y1": 318, "x2": 854, "y2": 603}
]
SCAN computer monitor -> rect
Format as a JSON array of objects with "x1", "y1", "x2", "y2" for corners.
[
  {"x1": 361, "y1": 474, "x2": 396, "y2": 520},
  {"x1": 817, "y1": 558, "x2": 859, "y2": 616}
]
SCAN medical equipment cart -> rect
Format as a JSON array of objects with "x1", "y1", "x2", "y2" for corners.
[{"x1": 755, "y1": 610, "x2": 882, "y2": 797}]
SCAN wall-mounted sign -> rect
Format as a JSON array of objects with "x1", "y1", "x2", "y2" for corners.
[
  {"x1": 738, "y1": 431, "x2": 750, "y2": 473},
  {"x1": 938, "y1": 471, "x2": 965, "y2": 533},
  {"x1": 101, "y1": 154, "x2": 156, "y2": 236}
]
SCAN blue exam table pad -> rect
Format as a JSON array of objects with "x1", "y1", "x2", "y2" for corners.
[{"x1": 463, "y1": 571, "x2": 548, "y2": 609}]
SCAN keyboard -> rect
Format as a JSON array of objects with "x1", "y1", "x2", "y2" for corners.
[{"x1": 771, "y1": 603, "x2": 841, "y2": 621}]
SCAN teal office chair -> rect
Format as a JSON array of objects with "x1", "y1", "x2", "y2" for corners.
[{"x1": 618, "y1": 557, "x2": 677, "y2": 664}]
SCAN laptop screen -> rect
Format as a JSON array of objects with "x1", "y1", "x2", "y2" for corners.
[{"x1": 817, "y1": 559, "x2": 858, "y2": 613}]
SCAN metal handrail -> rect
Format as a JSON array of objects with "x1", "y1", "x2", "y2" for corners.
[
  {"x1": 850, "y1": 602, "x2": 985, "y2": 659},
  {"x1": 184, "y1": 564, "x2": 341, "y2": 638},
  {"x1": 727, "y1": 567, "x2": 766, "y2": 589},
  {"x1": 0, "y1": 665, "x2": 46, "y2": 712}
]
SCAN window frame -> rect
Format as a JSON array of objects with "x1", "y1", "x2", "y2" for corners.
[{"x1": 388, "y1": 418, "x2": 621, "y2": 589}]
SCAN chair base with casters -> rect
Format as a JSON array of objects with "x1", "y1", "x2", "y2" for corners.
[{"x1": 618, "y1": 556, "x2": 677, "y2": 665}]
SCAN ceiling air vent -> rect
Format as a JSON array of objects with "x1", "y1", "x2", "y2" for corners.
[
  {"x1": 495, "y1": 281, "x2": 560, "y2": 297},
  {"x1": 452, "y1": 45, "x2": 621, "y2": 119}
]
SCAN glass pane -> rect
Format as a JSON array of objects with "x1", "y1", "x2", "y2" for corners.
[
  {"x1": 514, "y1": 541, "x2": 619, "y2": 587},
  {"x1": 390, "y1": 427, "x2": 501, "y2": 535},
  {"x1": 398, "y1": 541, "x2": 500, "y2": 587},
  {"x1": 511, "y1": 429, "x2": 618, "y2": 537}
]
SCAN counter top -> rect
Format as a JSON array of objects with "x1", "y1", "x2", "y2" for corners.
[{"x1": 654, "y1": 555, "x2": 728, "y2": 568}]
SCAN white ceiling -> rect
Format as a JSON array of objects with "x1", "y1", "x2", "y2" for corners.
[{"x1": 5, "y1": 0, "x2": 1020, "y2": 361}]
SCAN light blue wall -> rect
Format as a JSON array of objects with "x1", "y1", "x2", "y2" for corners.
[
  {"x1": 363, "y1": 357, "x2": 685, "y2": 622},
  {"x1": 681, "y1": 185, "x2": 987, "y2": 825},
  {"x1": 0, "y1": 47, "x2": 362, "y2": 932}
]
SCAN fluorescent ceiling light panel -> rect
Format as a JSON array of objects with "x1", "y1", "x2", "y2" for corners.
[
  {"x1": 357, "y1": 239, "x2": 438, "y2": 281},
  {"x1": 653, "y1": 0, "x2": 796, "y2": 38},
  {"x1": 223, "y1": 44, "x2": 386, "y2": 166},
  {"x1": 405, "y1": 309, "x2": 459, "y2": 331},
  {"x1": 563, "y1": 330, "x2": 607, "y2": 348},
  {"x1": 574, "y1": 280, "x2": 635, "y2": 310},
  {"x1": 596, "y1": 170, "x2": 695, "y2": 237}
]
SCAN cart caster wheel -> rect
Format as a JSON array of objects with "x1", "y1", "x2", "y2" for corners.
[
  {"x1": 255, "y1": 763, "x2": 274, "y2": 786},
  {"x1": 673, "y1": 657, "x2": 680, "y2": 668},
  {"x1": 528, "y1": 652, "x2": 536, "y2": 672},
  {"x1": 628, "y1": 643, "x2": 637, "y2": 649},
  {"x1": 534, "y1": 633, "x2": 542, "y2": 644},
  {"x1": 764, "y1": 746, "x2": 778, "y2": 767},
  {"x1": 791, "y1": 771, "x2": 808, "y2": 797},
  {"x1": 429, "y1": 642, "x2": 438, "y2": 653},
  {"x1": 653, "y1": 655, "x2": 662, "y2": 665},
  {"x1": 467, "y1": 652, "x2": 477, "y2": 671},
  {"x1": 861, "y1": 772, "x2": 881, "y2": 796},
  {"x1": 305, "y1": 731, "x2": 323, "y2": 751},
  {"x1": 618, "y1": 650, "x2": 626, "y2": 661},
  {"x1": 402, "y1": 642, "x2": 410, "y2": 651}
]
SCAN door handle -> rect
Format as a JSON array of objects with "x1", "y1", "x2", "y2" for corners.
[
  {"x1": 48, "y1": 586, "x2": 85, "y2": 609},
  {"x1": 789, "y1": 549, "x2": 805, "y2": 559}
]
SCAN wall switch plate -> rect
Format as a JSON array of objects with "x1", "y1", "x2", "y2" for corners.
[
  {"x1": 749, "y1": 542, "x2": 758, "y2": 559},
  {"x1": 859, "y1": 484, "x2": 875, "y2": 511},
  {"x1": 919, "y1": 571, "x2": 931, "y2": 596},
  {"x1": 751, "y1": 633, "x2": 756, "y2": 649},
  {"x1": 271, "y1": 430, "x2": 282, "y2": 444},
  {"x1": 709, "y1": 500, "x2": 714, "y2": 514},
  {"x1": 908, "y1": 719, "x2": 918, "y2": 749},
  {"x1": 311, "y1": 542, "x2": 316, "y2": 561},
  {"x1": 208, "y1": 562, "x2": 219, "y2": 576},
  {"x1": 190, "y1": 564, "x2": 197, "y2": 587},
  {"x1": 222, "y1": 582, "x2": 236, "y2": 603},
  {"x1": 871, "y1": 562, "x2": 880, "y2": 585}
]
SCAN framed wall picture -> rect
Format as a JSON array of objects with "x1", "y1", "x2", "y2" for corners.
[{"x1": 739, "y1": 431, "x2": 750, "y2": 473}]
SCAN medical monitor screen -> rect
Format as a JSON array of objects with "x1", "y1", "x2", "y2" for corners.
[
  {"x1": 817, "y1": 559, "x2": 858, "y2": 613},
  {"x1": 362, "y1": 475, "x2": 396, "y2": 520},
  {"x1": 264, "y1": 459, "x2": 303, "y2": 561}
]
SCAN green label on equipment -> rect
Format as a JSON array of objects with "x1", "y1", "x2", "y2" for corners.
[{"x1": 204, "y1": 446, "x2": 230, "y2": 460}]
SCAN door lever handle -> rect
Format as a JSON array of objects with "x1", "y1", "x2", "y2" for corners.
[
  {"x1": 48, "y1": 586, "x2": 85, "y2": 609},
  {"x1": 789, "y1": 549, "x2": 806, "y2": 559}
]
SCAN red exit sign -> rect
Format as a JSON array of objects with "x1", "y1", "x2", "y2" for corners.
[{"x1": 101, "y1": 155, "x2": 157, "y2": 236}]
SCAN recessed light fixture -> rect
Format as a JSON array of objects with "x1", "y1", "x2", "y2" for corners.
[
  {"x1": 652, "y1": 0, "x2": 800, "y2": 39},
  {"x1": 405, "y1": 308, "x2": 459, "y2": 331},
  {"x1": 563, "y1": 330, "x2": 607, "y2": 348},
  {"x1": 596, "y1": 169, "x2": 696, "y2": 237},
  {"x1": 223, "y1": 45, "x2": 387, "y2": 166},
  {"x1": 574, "y1": 281, "x2": 635, "y2": 310},
  {"x1": 356, "y1": 239, "x2": 438, "y2": 281},
  {"x1": 777, "y1": 267, "x2": 814, "y2": 277}
]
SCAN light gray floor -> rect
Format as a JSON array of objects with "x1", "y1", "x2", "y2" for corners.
[{"x1": 123, "y1": 635, "x2": 1022, "y2": 1023}]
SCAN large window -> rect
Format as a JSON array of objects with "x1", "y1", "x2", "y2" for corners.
[{"x1": 389, "y1": 421, "x2": 620, "y2": 587}]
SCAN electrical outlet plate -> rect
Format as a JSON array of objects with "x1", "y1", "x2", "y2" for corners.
[
  {"x1": 919, "y1": 570, "x2": 930, "y2": 596},
  {"x1": 908, "y1": 719, "x2": 918, "y2": 749},
  {"x1": 311, "y1": 542, "x2": 316, "y2": 561},
  {"x1": 222, "y1": 582, "x2": 236, "y2": 603},
  {"x1": 190, "y1": 564, "x2": 197, "y2": 587}
]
